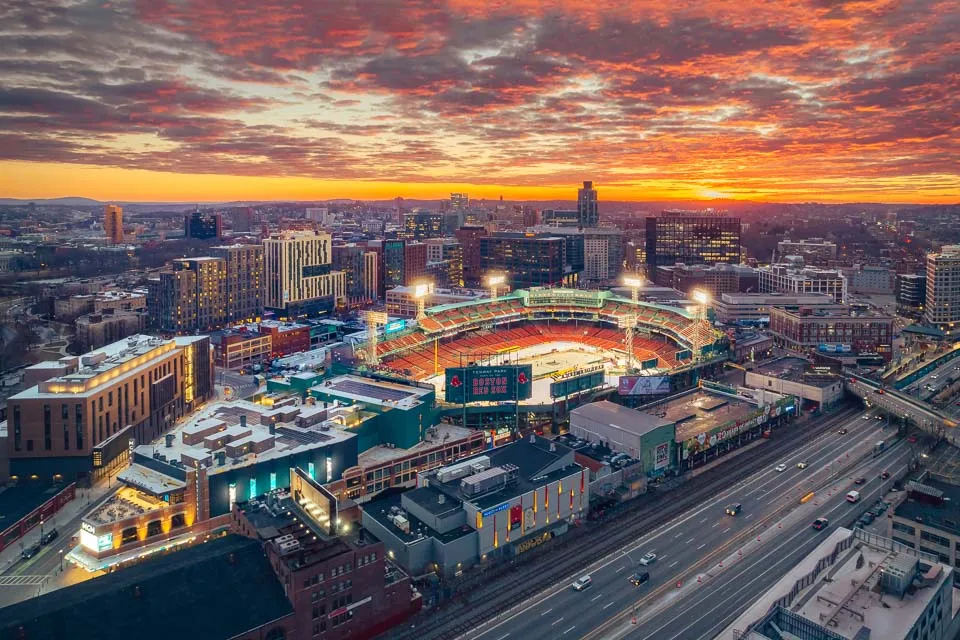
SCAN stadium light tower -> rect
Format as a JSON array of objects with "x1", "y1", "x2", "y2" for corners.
[
  {"x1": 623, "y1": 276, "x2": 643, "y2": 303},
  {"x1": 691, "y1": 289, "x2": 710, "y2": 322},
  {"x1": 618, "y1": 313, "x2": 638, "y2": 373},
  {"x1": 365, "y1": 310, "x2": 388, "y2": 367},
  {"x1": 412, "y1": 281, "x2": 433, "y2": 320},
  {"x1": 487, "y1": 273, "x2": 507, "y2": 301}
]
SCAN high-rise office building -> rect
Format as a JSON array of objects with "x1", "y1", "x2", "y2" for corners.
[
  {"x1": 404, "y1": 242, "x2": 427, "y2": 284},
  {"x1": 925, "y1": 245, "x2": 960, "y2": 330},
  {"x1": 402, "y1": 211, "x2": 443, "y2": 240},
  {"x1": 455, "y1": 225, "x2": 489, "y2": 286},
  {"x1": 450, "y1": 193, "x2": 469, "y2": 211},
  {"x1": 645, "y1": 210, "x2": 741, "y2": 272},
  {"x1": 211, "y1": 244, "x2": 264, "y2": 323},
  {"x1": 184, "y1": 210, "x2": 223, "y2": 240},
  {"x1": 577, "y1": 180, "x2": 599, "y2": 227},
  {"x1": 149, "y1": 257, "x2": 228, "y2": 332},
  {"x1": 480, "y1": 233, "x2": 579, "y2": 289},
  {"x1": 758, "y1": 257, "x2": 847, "y2": 303},
  {"x1": 425, "y1": 238, "x2": 464, "y2": 287},
  {"x1": 895, "y1": 273, "x2": 926, "y2": 314},
  {"x1": 263, "y1": 230, "x2": 345, "y2": 319},
  {"x1": 333, "y1": 243, "x2": 379, "y2": 304},
  {"x1": 103, "y1": 204, "x2": 123, "y2": 244},
  {"x1": 231, "y1": 207, "x2": 254, "y2": 232}
]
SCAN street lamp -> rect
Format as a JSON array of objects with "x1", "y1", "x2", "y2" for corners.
[
  {"x1": 623, "y1": 276, "x2": 643, "y2": 303},
  {"x1": 59, "y1": 549, "x2": 64, "y2": 572},
  {"x1": 486, "y1": 274, "x2": 507, "y2": 301}
]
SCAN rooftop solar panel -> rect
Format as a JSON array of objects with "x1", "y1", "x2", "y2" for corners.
[{"x1": 328, "y1": 379, "x2": 415, "y2": 402}]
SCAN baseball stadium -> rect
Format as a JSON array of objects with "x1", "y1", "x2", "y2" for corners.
[{"x1": 363, "y1": 288, "x2": 728, "y2": 415}]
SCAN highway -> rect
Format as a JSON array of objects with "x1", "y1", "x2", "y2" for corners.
[{"x1": 466, "y1": 409, "x2": 899, "y2": 640}]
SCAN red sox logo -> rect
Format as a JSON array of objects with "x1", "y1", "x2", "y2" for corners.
[
  {"x1": 517, "y1": 371, "x2": 528, "y2": 385},
  {"x1": 449, "y1": 375, "x2": 462, "y2": 387}
]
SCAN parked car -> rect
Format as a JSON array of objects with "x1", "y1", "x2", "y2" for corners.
[
  {"x1": 629, "y1": 571, "x2": 650, "y2": 586},
  {"x1": 639, "y1": 552, "x2": 657, "y2": 566},
  {"x1": 812, "y1": 517, "x2": 829, "y2": 531},
  {"x1": 571, "y1": 575, "x2": 592, "y2": 591},
  {"x1": 39, "y1": 528, "x2": 58, "y2": 545}
]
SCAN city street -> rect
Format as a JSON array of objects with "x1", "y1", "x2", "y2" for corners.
[
  {"x1": 466, "y1": 410, "x2": 901, "y2": 640},
  {"x1": 216, "y1": 368, "x2": 259, "y2": 401}
]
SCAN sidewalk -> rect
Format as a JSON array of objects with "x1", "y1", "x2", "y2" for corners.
[{"x1": 0, "y1": 480, "x2": 116, "y2": 574}]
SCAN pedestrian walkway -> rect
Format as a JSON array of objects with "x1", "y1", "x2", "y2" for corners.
[{"x1": 0, "y1": 575, "x2": 46, "y2": 587}]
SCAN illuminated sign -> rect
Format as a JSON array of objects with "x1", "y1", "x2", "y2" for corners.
[
  {"x1": 445, "y1": 365, "x2": 533, "y2": 404},
  {"x1": 482, "y1": 503, "x2": 510, "y2": 518},
  {"x1": 384, "y1": 320, "x2": 406, "y2": 334},
  {"x1": 81, "y1": 522, "x2": 95, "y2": 534},
  {"x1": 515, "y1": 531, "x2": 553, "y2": 555},
  {"x1": 80, "y1": 529, "x2": 113, "y2": 553}
]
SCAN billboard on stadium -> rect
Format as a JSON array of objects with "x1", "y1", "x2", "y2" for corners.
[
  {"x1": 445, "y1": 364, "x2": 534, "y2": 403},
  {"x1": 550, "y1": 370, "x2": 605, "y2": 398},
  {"x1": 618, "y1": 375, "x2": 671, "y2": 396}
]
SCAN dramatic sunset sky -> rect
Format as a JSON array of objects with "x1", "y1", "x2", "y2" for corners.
[{"x1": 1, "y1": 0, "x2": 957, "y2": 203}]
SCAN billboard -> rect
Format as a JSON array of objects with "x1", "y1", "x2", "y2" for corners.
[
  {"x1": 445, "y1": 364, "x2": 533, "y2": 403},
  {"x1": 384, "y1": 319, "x2": 406, "y2": 334},
  {"x1": 654, "y1": 442, "x2": 670, "y2": 470},
  {"x1": 817, "y1": 344, "x2": 852, "y2": 353},
  {"x1": 618, "y1": 376, "x2": 671, "y2": 396},
  {"x1": 550, "y1": 370, "x2": 605, "y2": 398}
]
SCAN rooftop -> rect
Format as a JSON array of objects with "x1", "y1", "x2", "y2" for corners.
[
  {"x1": 365, "y1": 489, "x2": 475, "y2": 545},
  {"x1": 84, "y1": 486, "x2": 167, "y2": 525},
  {"x1": 11, "y1": 335, "x2": 207, "y2": 399},
  {"x1": 730, "y1": 528, "x2": 951, "y2": 640},
  {"x1": 646, "y1": 389, "x2": 759, "y2": 442},
  {"x1": 311, "y1": 374, "x2": 432, "y2": 410},
  {"x1": 259, "y1": 319, "x2": 309, "y2": 332},
  {"x1": 359, "y1": 423, "x2": 476, "y2": 467},
  {"x1": 894, "y1": 477, "x2": 960, "y2": 538},
  {"x1": 131, "y1": 399, "x2": 355, "y2": 479},
  {"x1": 571, "y1": 400, "x2": 674, "y2": 437},
  {"x1": 773, "y1": 305, "x2": 893, "y2": 320},
  {"x1": 0, "y1": 535, "x2": 293, "y2": 640},
  {"x1": 753, "y1": 356, "x2": 839, "y2": 388}
]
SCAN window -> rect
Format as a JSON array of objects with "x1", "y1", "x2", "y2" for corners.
[
  {"x1": 26, "y1": 439, "x2": 33, "y2": 451},
  {"x1": 43, "y1": 405, "x2": 52, "y2": 450},
  {"x1": 61, "y1": 405, "x2": 69, "y2": 420},
  {"x1": 64, "y1": 426, "x2": 69, "y2": 450}
]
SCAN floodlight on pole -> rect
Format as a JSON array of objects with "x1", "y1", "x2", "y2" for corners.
[
  {"x1": 618, "y1": 313, "x2": 638, "y2": 373},
  {"x1": 412, "y1": 282, "x2": 432, "y2": 320},
  {"x1": 691, "y1": 289, "x2": 710, "y2": 322},
  {"x1": 487, "y1": 273, "x2": 507, "y2": 301},
  {"x1": 623, "y1": 276, "x2": 643, "y2": 303},
  {"x1": 365, "y1": 310, "x2": 388, "y2": 367}
]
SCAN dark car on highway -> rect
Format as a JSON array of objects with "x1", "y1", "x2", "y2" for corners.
[
  {"x1": 855, "y1": 477, "x2": 867, "y2": 485},
  {"x1": 629, "y1": 571, "x2": 650, "y2": 586},
  {"x1": 812, "y1": 517, "x2": 829, "y2": 530}
]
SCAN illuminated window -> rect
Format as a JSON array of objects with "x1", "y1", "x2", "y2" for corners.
[
  {"x1": 308, "y1": 462, "x2": 316, "y2": 480},
  {"x1": 270, "y1": 472, "x2": 277, "y2": 491},
  {"x1": 476, "y1": 512, "x2": 483, "y2": 529},
  {"x1": 249, "y1": 478, "x2": 257, "y2": 498}
]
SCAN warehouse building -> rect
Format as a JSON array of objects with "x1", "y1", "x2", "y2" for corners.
[{"x1": 569, "y1": 401, "x2": 676, "y2": 477}]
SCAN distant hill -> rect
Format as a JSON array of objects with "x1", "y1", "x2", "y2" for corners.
[{"x1": 0, "y1": 197, "x2": 103, "y2": 207}]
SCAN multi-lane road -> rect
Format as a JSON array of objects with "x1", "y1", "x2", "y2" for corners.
[{"x1": 467, "y1": 408, "x2": 904, "y2": 640}]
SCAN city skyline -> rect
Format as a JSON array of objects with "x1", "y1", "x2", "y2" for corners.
[{"x1": 1, "y1": 0, "x2": 958, "y2": 204}]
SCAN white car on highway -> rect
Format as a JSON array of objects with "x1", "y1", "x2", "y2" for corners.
[
  {"x1": 571, "y1": 575, "x2": 592, "y2": 591},
  {"x1": 638, "y1": 552, "x2": 657, "y2": 566},
  {"x1": 775, "y1": 463, "x2": 787, "y2": 472}
]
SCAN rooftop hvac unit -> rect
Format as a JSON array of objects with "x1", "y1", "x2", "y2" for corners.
[
  {"x1": 436, "y1": 456, "x2": 491, "y2": 484},
  {"x1": 275, "y1": 534, "x2": 295, "y2": 545},
  {"x1": 460, "y1": 467, "x2": 510, "y2": 497},
  {"x1": 392, "y1": 514, "x2": 410, "y2": 534},
  {"x1": 277, "y1": 539, "x2": 301, "y2": 556}
]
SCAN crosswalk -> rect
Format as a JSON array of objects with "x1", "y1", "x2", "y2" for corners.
[{"x1": 0, "y1": 575, "x2": 47, "y2": 586}]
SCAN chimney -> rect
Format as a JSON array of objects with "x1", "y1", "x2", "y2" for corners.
[{"x1": 240, "y1": 415, "x2": 247, "y2": 428}]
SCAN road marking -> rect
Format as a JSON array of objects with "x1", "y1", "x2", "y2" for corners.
[
  {"x1": 564, "y1": 626, "x2": 576, "y2": 635},
  {"x1": 685, "y1": 538, "x2": 695, "y2": 544},
  {"x1": 0, "y1": 575, "x2": 46, "y2": 586},
  {"x1": 699, "y1": 517, "x2": 707, "y2": 523},
  {"x1": 495, "y1": 635, "x2": 510, "y2": 640},
  {"x1": 711, "y1": 522, "x2": 719, "y2": 528},
  {"x1": 723, "y1": 527, "x2": 731, "y2": 534},
  {"x1": 745, "y1": 514, "x2": 754, "y2": 520},
  {"x1": 603, "y1": 602, "x2": 615, "y2": 610},
  {"x1": 669, "y1": 560, "x2": 679, "y2": 568},
  {"x1": 591, "y1": 593, "x2": 603, "y2": 602},
  {"x1": 552, "y1": 617, "x2": 564, "y2": 626},
  {"x1": 616, "y1": 565, "x2": 626, "y2": 573},
  {"x1": 674, "y1": 532, "x2": 683, "y2": 539},
  {"x1": 697, "y1": 543, "x2": 707, "y2": 550},
  {"x1": 540, "y1": 608, "x2": 553, "y2": 616}
]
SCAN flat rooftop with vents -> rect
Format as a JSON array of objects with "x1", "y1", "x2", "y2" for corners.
[{"x1": 310, "y1": 374, "x2": 432, "y2": 410}]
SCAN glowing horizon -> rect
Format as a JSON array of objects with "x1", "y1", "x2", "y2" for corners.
[{"x1": 2, "y1": 1, "x2": 958, "y2": 204}]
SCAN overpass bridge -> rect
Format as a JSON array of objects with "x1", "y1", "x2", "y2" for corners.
[{"x1": 845, "y1": 372, "x2": 958, "y2": 446}]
